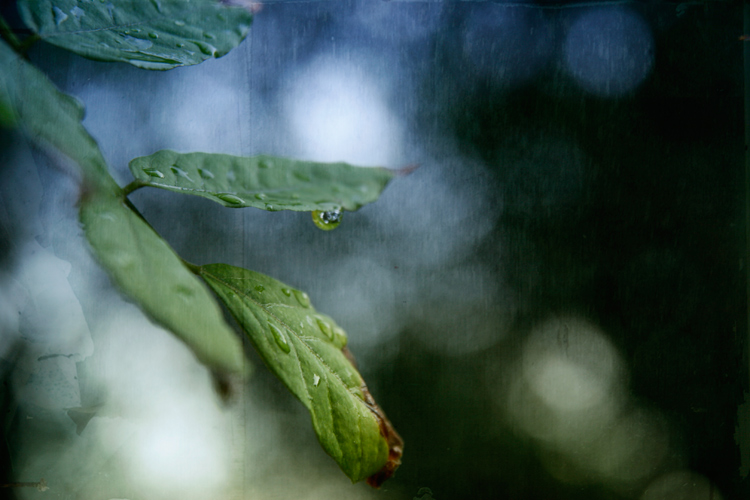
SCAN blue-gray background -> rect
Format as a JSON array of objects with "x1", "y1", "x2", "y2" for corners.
[{"x1": 0, "y1": 1, "x2": 746, "y2": 499}]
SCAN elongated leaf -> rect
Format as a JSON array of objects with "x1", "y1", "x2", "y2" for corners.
[
  {"x1": 129, "y1": 150, "x2": 396, "y2": 212},
  {"x1": 80, "y1": 193, "x2": 247, "y2": 376},
  {"x1": 0, "y1": 39, "x2": 116, "y2": 192},
  {"x1": 199, "y1": 263, "x2": 403, "y2": 484},
  {"x1": 17, "y1": 0, "x2": 253, "y2": 70}
]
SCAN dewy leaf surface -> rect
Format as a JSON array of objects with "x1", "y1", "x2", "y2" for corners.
[
  {"x1": 199, "y1": 263, "x2": 402, "y2": 484},
  {"x1": 129, "y1": 150, "x2": 395, "y2": 212},
  {"x1": 0, "y1": 39, "x2": 116, "y2": 192},
  {"x1": 79, "y1": 193, "x2": 247, "y2": 376},
  {"x1": 17, "y1": 0, "x2": 253, "y2": 70}
]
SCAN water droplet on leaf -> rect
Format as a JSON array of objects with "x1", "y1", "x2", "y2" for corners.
[
  {"x1": 258, "y1": 159, "x2": 273, "y2": 169},
  {"x1": 217, "y1": 193, "x2": 245, "y2": 205},
  {"x1": 53, "y1": 7, "x2": 68, "y2": 25},
  {"x1": 268, "y1": 322, "x2": 290, "y2": 353},
  {"x1": 70, "y1": 6, "x2": 85, "y2": 20},
  {"x1": 293, "y1": 171, "x2": 311, "y2": 182},
  {"x1": 281, "y1": 288, "x2": 292, "y2": 297},
  {"x1": 313, "y1": 374, "x2": 321, "y2": 387},
  {"x1": 255, "y1": 193, "x2": 268, "y2": 200},
  {"x1": 316, "y1": 318, "x2": 334, "y2": 340},
  {"x1": 312, "y1": 209, "x2": 342, "y2": 231},
  {"x1": 254, "y1": 284, "x2": 265, "y2": 293},
  {"x1": 143, "y1": 168, "x2": 164, "y2": 178},
  {"x1": 122, "y1": 35, "x2": 153, "y2": 50},
  {"x1": 293, "y1": 290, "x2": 310, "y2": 308},
  {"x1": 148, "y1": 32, "x2": 159, "y2": 39},
  {"x1": 198, "y1": 168, "x2": 214, "y2": 179},
  {"x1": 174, "y1": 20, "x2": 186, "y2": 26},
  {"x1": 170, "y1": 165, "x2": 194, "y2": 182}
]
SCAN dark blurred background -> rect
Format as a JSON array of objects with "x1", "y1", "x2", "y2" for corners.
[{"x1": 0, "y1": 1, "x2": 747, "y2": 500}]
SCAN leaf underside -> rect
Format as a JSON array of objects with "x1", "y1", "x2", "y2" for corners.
[
  {"x1": 17, "y1": 0, "x2": 254, "y2": 70},
  {"x1": 79, "y1": 193, "x2": 247, "y2": 376},
  {"x1": 129, "y1": 150, "x2": 396, "y2": 212},
  {"x1": 199, "y1": 263, "x2": 402, "y2": 484},
  {"x1": 0, "y1": 39, "x2": 115, "y2": 191}
]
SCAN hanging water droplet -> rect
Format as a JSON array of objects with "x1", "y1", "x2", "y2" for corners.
[
  {"x1": 268, "y1": 322, "x2": 290, "y2": 353},
  {"x1": 281, "y1": 288, "x2": 292, "y2": 297},
  {"x1": 53, "y1": 6, "x2": 68, "y2": 25},
  {"x1": 217, "y1": 193, "x2": 245, "y2": 205},
  {"x1": 311, "y1": 209, "x2": 342, "y2": 231},
  {"x1": 254, "y1": 284, "x2": 265, "y2": 293},
  {"x1": 313, "y1": 374, "x2": 321, "y2": 387},
  {"x1": 293, "y1": 290, "x2": 310, "y2": 308},
  {"x1": 143, "y1": 167, "x2": 164, "y2": 178},
  {"x1": 316, "y1": 318, "x2": 334, "y2": 341},
  {"x1": 265, "y1": 204, "x2": 277, "y2": 211},
  {"x1": 197, "y1": 168, "x2": 214, "y2": 179}
]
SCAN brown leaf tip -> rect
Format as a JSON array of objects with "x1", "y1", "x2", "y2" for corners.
[{"x1": 361, "y1": 382, "x2": 404, "y2": 488}]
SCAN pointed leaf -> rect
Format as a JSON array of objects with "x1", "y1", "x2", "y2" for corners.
[
  {"x1": 17, "y1": 0, "x2": 253, "y2": 70},
  {"x1": 0, "y1": 40, "x2": 116, "y2": 192},
  {"x1": 129, "y1": 150, "x2": 395, "y2": 212},
  {"x1": 198, "y1": 263, "x2": 403, "y2": 484},
  {"x1": 79, "y1": 192, "x2": 247, "y2": 376}
]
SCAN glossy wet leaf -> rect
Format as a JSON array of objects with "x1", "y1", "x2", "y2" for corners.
[
  {"x1": 17, "y1": 0, "x2": 253, "y2": 70},
  {"x1": 0, "y1": 40, "x2": 115, "y2": 191},
  {"x1": 129, "y1": 150, "x2": 395, "y2": 212},
  {"x1": 199, "y1": 263, "x2": 402, "y2": 484},
  {"x1": 79, "y1": 193, "x2": 247, "y2": 376}
]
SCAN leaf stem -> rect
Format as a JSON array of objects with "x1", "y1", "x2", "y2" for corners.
[
  {"x1": 180, "y1": 258, "x2": 202, "y2": 275},
  {"x1": 122, "y1": 179, "x2": 145, "y2": 197},
  {"x1": 17, "y1": 34, "x2": 40, "y2": 54}
]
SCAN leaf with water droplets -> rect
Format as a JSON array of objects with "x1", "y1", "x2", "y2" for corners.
[
  {"x1": 17, "y1": 0, "x2": 253, "y2": 70},
  {"x1": 129, "y1": 150, "x2": 396, "y2": 212},
  {"x1": 198, "y1": 263, "x2": 403, "y2": 485},
  {"x1": 79, "y1": 193, "x2": 248, "y2": 376}
]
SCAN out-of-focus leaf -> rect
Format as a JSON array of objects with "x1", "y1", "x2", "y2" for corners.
[
  {"x1": 129, "y1": 150, "x2": 395, "y2": 212},
  {"x1": 199, "y1": 263, "x2": 403, "y2": 485},
  {"x1": 17, "y1": 0, "x2": 253, "y2": 70},
  {"x1": 79, "y1": 193, "x2": 248, "y2": 376},
  {"x1": 0, "y1": 39, "x2": 116, "y2": 191}
]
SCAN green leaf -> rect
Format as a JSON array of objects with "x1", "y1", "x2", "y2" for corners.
[
  {"x1": 198, "y1": 263, "x2": 402, "y2": 484},
  {"x1": 129, "y1": 150, "x2": 396, "y2": 212},
  {"x1": 17, "y1": 0, "x2": 253, "y2": 70},
  {"x1": 79, "y1": 193, "x2": 248, "y2": 376},
  {"x1": 0, "y1": 39, "x2": 116, "y2": 192}
]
